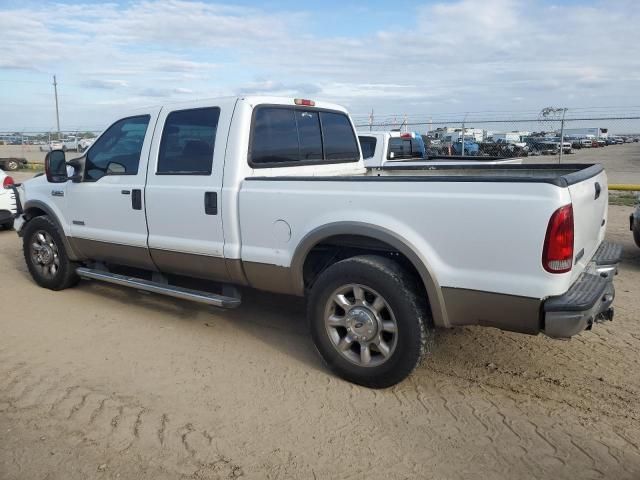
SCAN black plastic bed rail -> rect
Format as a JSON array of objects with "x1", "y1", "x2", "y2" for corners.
[{"x1": 247, "y1": 164, "x2": 604, "y2": 188}]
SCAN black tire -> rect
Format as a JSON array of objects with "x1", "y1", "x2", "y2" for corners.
[
  {"x1": 633, "y1": 218, "x2": 640, "y2": 248},
  {"x1": 5, "y1": 159, "x2": 19, "y2": 171},
  {"x1": 22, "y1": 216, "x2": 80, "y2": 290},
  {"x1": 1, "y1": 219, "x2": 14, "y2": 230},
  {"x1": 308, "y1": 255, "x2": 430, "y2": 388}
]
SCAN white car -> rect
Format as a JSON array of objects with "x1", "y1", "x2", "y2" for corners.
[
  {"x1": 78, "y1": 137, "x2": 96, "y2": 152},
  {"x1": 13, "y1": 96, "x2": 620, "y2": 388},
  {"x1": 40, "y1": 140, "x2": 64, "y2": 152},
  {"x1": 0, "y1": 168, "x2": 17, "y2": 229}
]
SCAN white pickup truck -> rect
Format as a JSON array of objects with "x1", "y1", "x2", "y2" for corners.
[
  {"x1": 358, "y1": 131, "x2": 523, "y2": 168},
  {"x1": 10, "y1": 96, "x2": 621, "y2": 388}
]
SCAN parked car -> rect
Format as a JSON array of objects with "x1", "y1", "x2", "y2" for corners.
[
  {"x1": 0, "y1": 168, "x2": 17, "y2": 229},
  {"x1": 358, "y1": 131, "x2": 426, "y2": 166},
  {"x1": 524, "y1": 138, "x2": 559, "y2": 155},
  {"x1": 12, "y1": 96, "x2": 621, "y2": 388},
  {"x1": 581, "y1": 139, "x2": 593, "y2": 148},
  {"x1": 0, "y1": 157, "x2": 27, "y2": 171},
  {"x1": 450, "y1": 139, "x2": 481, "y2": 156},
  {"x1": 478, "y1": 140, "x2": 529, "y2": 158},
  {"x1": 78, "y1": 137, "x2": 96, "y2": 152},
  {"x1": 41, "y1": 140, "x2": 64, "y2": 152}
]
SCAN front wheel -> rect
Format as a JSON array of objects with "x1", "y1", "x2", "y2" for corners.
[
  {"x1": 22, "y1": 216, "x2": 79, "y2": 290},
  {"x1": 308, "y1": 255, "x2": 430, "y2": 388}
]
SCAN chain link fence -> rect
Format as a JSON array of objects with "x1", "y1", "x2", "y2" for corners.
[
  {"x1": 352, "y1": 110, "x2": 640, "y2": 160},
  {"x1": 1, "y1": 110, "x2": 640, "y2": 167}
]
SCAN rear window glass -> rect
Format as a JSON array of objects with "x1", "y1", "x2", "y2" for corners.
[
  {"x1": 359, "y1": 136, "x2": 377, "y2": 159},
  {"x1": 250, "y1": 106, "x2": 359, "y2": 167},
  {"x1": 320, "y1": 112, "x2": 360, "y2": 161},
  {"x1": 157, "y1": 107, "x2": 220, "y2": 175},
  {"x1": 388, "y1": 138, "x2": 424, "y2": 160}
]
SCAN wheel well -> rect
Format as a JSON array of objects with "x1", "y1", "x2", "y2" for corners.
[
  {"x1": 23, "y1": 207, "x2": 48, "y2": 222},
  {"x1": 302, "y1": 234, "x2": 426, "y2": 298}
]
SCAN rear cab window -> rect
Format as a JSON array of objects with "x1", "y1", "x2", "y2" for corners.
[
  {"x1": 157, "y1": 107, "x2": 220, "y2": 175},
  {"x1": 249, "y1": 106, "x2": 360, "y2": 168},
  {"x1": 387, "y1": 137, "x2": 425, "y2": 160},
  {"x1": 358, "y1": 136, "x2": 377, "y2": 159}
]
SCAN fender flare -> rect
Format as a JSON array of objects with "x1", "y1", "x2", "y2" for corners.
[
  {"x1": 22, "y1": 200, "x2": 83, "y2": 261},
  {"x1": 291, "y1": 222, "x2": 449, "y2": 328}
]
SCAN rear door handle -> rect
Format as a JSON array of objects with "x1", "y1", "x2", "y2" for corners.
[
  {"x1": 594, "y1": 182, "x2": 601, "y2": 200},
  {"x1": 204, "y1": 192, "x2": 217, "y2": 215},
  {"x1": 131, "y1": 189, "x2": 142, "y2": 210}
]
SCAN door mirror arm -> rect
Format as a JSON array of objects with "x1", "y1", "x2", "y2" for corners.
[{"x1": 67, "y1": 157, "x2": 85, "y2": 183}]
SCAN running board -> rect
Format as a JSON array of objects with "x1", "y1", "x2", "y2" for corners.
[{"x1": 76, "y1": 267, "x2": 241, "y2": 308}]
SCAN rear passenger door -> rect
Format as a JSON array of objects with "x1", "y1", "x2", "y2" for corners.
[{"x1": 145, "y1": 100, "x2": 235, "y2": 282}]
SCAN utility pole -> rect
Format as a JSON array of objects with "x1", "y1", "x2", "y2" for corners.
[
  {"x1": 540, "y1": 106, "x2": 567, "y2": 164},
  {"x1": 461, "y1": 113, "x2": 468, "y2": 157},
  {"x1": 369, "y1": 109, "x2": 374, "y2": 131},
  {"x1": 558, "y1": 108, "x2": 567, "y2": 164},
  {"x1": 53, "y1": 75, "x2": 61, "y2": 140}
]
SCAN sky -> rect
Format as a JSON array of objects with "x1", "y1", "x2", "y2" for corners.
[{"x1": 0, "y1": 0, "x2": 639, "y2": 132}]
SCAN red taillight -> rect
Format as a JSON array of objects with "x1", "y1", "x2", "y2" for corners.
[
  {"x1": 542, "y1": 204, "x2": 574, "y2": 273},
  {"x1": 400, "y1": 133, "x2": 413, "y2": 138},
  {"x1": 294, "y1": 98, "x2": 315, "y2": 106},
  {"x1": 2, "y1": 176, "x2": 13, "y2": 188}
]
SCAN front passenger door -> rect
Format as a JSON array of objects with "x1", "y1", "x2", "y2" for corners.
[{"x1": 66, "y1": 111, "x2": 159, "y2": 270}]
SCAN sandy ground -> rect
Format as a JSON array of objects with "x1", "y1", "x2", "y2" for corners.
[{"x1": 1, "y1": 204, "x2": 640, "y2": 479}]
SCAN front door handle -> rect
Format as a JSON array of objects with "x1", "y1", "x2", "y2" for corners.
[
  {"x1": 132, "y1": 189, "x2": 142, "y2": 210},
  {"x1": 204, "y1": 192, "x2": 217, "y2": 215}
]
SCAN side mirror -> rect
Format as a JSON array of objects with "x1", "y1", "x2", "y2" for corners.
[
  {"x1": 389, "y1": 151, "x2": 395, "y2": 159},
  {"x1": 45, "y1": 150, "x2": 68, "y2": 183}
]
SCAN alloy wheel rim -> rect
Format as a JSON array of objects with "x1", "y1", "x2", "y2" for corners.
[
  {"x1": 324, "y1": 283, "x2": 398, "y2": 367},
  {"x1": 30, "y1": 230, "x2": 60, "y2": 278}
]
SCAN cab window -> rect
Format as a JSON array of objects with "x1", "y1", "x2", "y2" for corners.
[
  {"x1": 157, "y1": 107, "x2": 220, "y2": 175},
  {"x1": 358, "y1": 136, "x2": 377, "y2": 159},
  {"x1": 84, "y1": 115, "x2": 150, "y2": 182},
  {"x1": 250, "y1": 106, "x2": 359, "y2": 167}
]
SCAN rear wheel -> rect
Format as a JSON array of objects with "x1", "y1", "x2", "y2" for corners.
[
  {"x1": 308, "y1": 255, "x2": 430, "y2": 388},
  {"x1": 5, "y1": 159, "x2": 19, "y2": 171},
  {"x1": 22, "y1": 216, "x2": 79, "y2": 290},
  {"x1": 633, "y1": 216, "x2": 640, "y2": 248}
]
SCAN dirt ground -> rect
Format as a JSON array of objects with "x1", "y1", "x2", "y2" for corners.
[{"x1": 1, "y1": 203, "x2": 639, "y2": 479}]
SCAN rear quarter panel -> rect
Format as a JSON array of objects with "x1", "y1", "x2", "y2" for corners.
[{"x1": 238, "y1": 178, "x2": 575, "y2": 302}]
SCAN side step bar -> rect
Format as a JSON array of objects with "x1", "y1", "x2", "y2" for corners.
[{"x1": 76, "y1": 267, "x2": 241, "y2": 308}]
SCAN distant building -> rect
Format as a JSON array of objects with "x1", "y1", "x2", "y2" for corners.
[{"x1": 563, "y1": 127, "x2": 608, "y2": 139}]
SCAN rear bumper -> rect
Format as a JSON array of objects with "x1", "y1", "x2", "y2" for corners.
[{"x1": 542, "y1": 242, "x2": 622, "y2": 339}]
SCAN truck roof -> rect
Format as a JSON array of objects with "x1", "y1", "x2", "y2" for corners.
[{"x1": 147, "y1": 96, "x2": 350, "y2": 114}]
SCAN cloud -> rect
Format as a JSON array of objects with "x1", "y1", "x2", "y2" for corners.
[
  {"x1": 0, "y1": 0, "x2": 639, "y2": 130},
  {"x1": 81, "y1": 79, "x2": 129, "y2": 90},
  {"x1": 237, "y1": 81, "x2": 322, "y2": 96}
]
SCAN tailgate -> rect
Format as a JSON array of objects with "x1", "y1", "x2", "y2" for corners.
[{"x1": 568, "y1": 168, "x2": 608, "y2": 282}]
